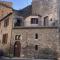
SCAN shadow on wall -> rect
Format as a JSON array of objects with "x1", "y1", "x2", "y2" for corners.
[
  {"x1": 38, "y1": 48, "x2": 58, "y2": 59},
  {"x1": 0, "y1": 45, "x2": 58, "y2": 59},
  {"x1": 23, "y1": 45, "x2": 58, "y2": 59}
]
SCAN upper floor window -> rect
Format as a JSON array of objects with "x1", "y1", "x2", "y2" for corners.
[
  {"x1": 31, "y1": 18, "x2": 38, "y2": 24},
  {"x1": 35, "y1": 33, "x2": 38, "y2": 39},
  {"x1": 4, "y1": 17, "x2": 9, "y2": 27},
  {"x1": 2, "y1": 34, "x2": 8, "y2": 44},
  {"x1": 44, "y1": 16, "x2": 48, "y2": 26},
  {"x1": 14, "y1": 18, "x2": 22, "y2": 26},
  {"x1": 15, "y1": 35, "x2": 21, "y2": 40}
]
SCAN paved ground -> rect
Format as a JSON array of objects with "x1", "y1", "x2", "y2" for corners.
[
  {"x1": 0, "y1": 58, "x2": 54, "y2": 60},
  {"x1": 0, "y1": 57, "x2": 54, "y2": 60},
  {"x1": 0, "y1": 58, "x2": 32, "y2": 60},
  {"x1": 0, "y1": 58, "x2": 33, "y2": 60}
]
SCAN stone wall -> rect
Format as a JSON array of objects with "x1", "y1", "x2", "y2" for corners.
[
  {"x1": 0, "y1": 14, "x2": 13, "y2": 55},
  {"x1": 11, "y1": 27, "x2": 59, "y2": 58},
  {"x1": 0, "y1": 1, "x2": 13, "y2": 20},
  {"x1": 32, "y1": 0, "x2": 58, "y2": 21}
]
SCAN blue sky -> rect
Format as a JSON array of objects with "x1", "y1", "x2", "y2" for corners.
[{"x1": 7, "y1": 0, "x2": 32, "y2": 10}]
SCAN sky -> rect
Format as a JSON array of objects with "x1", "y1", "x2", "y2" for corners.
[{"x1": 6, "y1": 0, "x2": 32, "y2": 10}]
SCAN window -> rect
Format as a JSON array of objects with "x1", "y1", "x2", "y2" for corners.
[
  {"x1": 4, "y1": 17, "x2": 9, "y2": 27},
  {"x1": 15, "y1": 35, "x2": 21, "y2": 40},
  {"x1": 50, "y1": 18, "x2": 52, "y2": 21},
  {"x1": 2, "y1": 34, "x2": 8, "y2": 44},
  {"x1": 44, "y1": 16, "x2": 48, "y2": 26},
  {"x1": 35, "y1": 33, "x2": 38, "y2": 39},
  {"x1": 31, "y1": 18, "x2": 38, "y2": 24},
  {"x1": 14, "y1": 18, "x2": 22, "y2": 26},
  {"x1": 35, "y1": 45, "x2": 38, "y2": 50},
  {"x1": 0, "y1": 22, "x2": 1, "y2": 28}
]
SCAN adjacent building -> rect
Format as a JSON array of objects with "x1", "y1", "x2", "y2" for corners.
[{"x1": 0, "y1": 1, "x2": 13, "y2": 19}]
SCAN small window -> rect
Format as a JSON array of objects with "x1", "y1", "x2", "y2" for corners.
[
  {"x1": 50, "y1": 18, "x2": 52, "y2": 21},
  {"x1": 0, "y1": 22, "x2": 1, "y2": 28},
  {"x1": 35, "y1": 33, "x2": 38, "y2": 39},
  {"x1": 31, "y1": 18, "x2": 38, "y2": 24},
  {"x1": 2, "y1": 34, "x2": 8, "y2": 44},
  {"x1": 35, "y1": 45, "x2": 38, "y2": 50},
  {"x1": 4, "y1": 17, "x2": 9, "y2": 27},
  {"x1": 15, "y1": 35, "x2": 21, "y2": 40}
]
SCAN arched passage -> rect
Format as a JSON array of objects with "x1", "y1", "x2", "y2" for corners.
[{"x1": 14, "y1": 41, "x2": 21, "y2": 57}]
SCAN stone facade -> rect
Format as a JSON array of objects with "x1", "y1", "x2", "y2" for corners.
[
  {"x1": 0, "y1": 13, "x2": 59, "y2": 58},
  {"x1": 0, "y1": 13, "x2": 13, "y2": 55},
  {"x1": 0, "y1": 1, "x2": 13, "y2": 19},
  {"x1": 0, "y1": 0, "x2": 60, "y2": 59},
  {"x1": 11, "y1": 27, "x2": 59, "y2": 58},
  {"x1": 32, "y1": 0, "x2": 58, "y2": 21}
]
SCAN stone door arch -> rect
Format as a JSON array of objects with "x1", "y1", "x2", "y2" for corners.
[{"x1": 14, "y1": 41, "x2": 21, "y2": 57}]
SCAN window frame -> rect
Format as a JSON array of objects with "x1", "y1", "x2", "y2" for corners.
[
  {"x1": 31, "y1": 18, "x2": 38, "y2": 24},
  {"x1": 4, "y1": 17, "x2": 9, "y2": 27},
  {"x1": 2, "y1": 34, "x2": 8, "y2": 44},
  {"x1": 44, "y1": 16, "x2": 48, "y2": 26},
  {"x1": 0, "y1": 22, "x2": 1, "y2": 28},
  {"x1": 15, "y1": 35, "x2": 21, "y2": 40}
]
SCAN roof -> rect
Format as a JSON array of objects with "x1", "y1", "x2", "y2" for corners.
[
  {"x1": 0, "y1": 13, "x2": 13, "y2": 22},
  {"x1": 0, "y1": 4, "x2": 32, "y2": 21},
  {"x1": 0, "y1": 1, "x2": 14, "y2": 11}
]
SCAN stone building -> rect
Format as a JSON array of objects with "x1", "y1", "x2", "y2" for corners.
[
  {"x1": 0, "y1": 0, "x2": 60, "y2": 60},
  {"x1": 0, "y1": 1, "x2": 13, "y2": 19},
  {"x1": 0, "y1": 12, "x2": 59, "y2": 59},
  {"x1": 32, "y1": 0, "x2": 59, "y2": 25}
]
